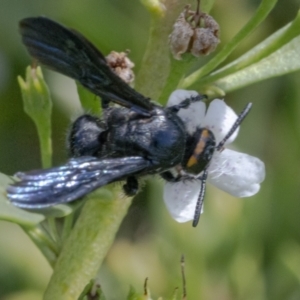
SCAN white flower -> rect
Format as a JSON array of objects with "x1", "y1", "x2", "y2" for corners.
[{"x1": 163, "y1": 90, "x2": 265, "y2": 223}]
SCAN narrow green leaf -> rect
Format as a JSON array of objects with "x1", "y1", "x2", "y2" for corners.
[
  {"x1": 194, "y1": 10, "x2": 300, "y2": 87},
  {"x1": 25, "y1": 226, "x2": 58, "y2": 267},
  {"x1": 214, "y1": 34, "x2": 300, "y2": 93}
]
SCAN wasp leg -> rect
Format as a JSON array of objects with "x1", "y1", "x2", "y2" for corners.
[
  {"x1": 123, "y1": 176, "x2": 139, "y2": 196},
  {"x1": 161, "y1": 171, "x2": 199, "y2": 183},
  {"x1": 160, "y1": 171, "x2": 182, "y2": 182},
  {"x1": 167, "y1": 94, "x2": 207, "y2": 113},
  {"x1": 101, "y1": 96, "x2": 110, "y2": 110}
]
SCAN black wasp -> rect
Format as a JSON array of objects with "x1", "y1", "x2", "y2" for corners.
[{"x1": 7, "y1": 17, "x2": 251, "y2": 227}]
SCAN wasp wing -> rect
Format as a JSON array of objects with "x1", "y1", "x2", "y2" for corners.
[
  {"x1": 7, "y1": 156, "x2": 150, "y2": 209},
  {"x1": 19, "y1": 17, "x2": 153, "y2": 115}
]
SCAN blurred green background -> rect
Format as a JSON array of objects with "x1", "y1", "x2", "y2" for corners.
[{"x1": 0, "y1": 0, "x2": 300, "y2": 299}]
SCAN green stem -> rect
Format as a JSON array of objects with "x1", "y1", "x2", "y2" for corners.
[
  {"x1": 61, "y1": 213, "x2": 74, "y2": 244},
  {"x1": 43, "y1": 189, "x2": 132, "y2": 300},
  {"x1": 158, "y1": 55, "x2": 198, "y2": 105},
  {"x1": 36, "y1": 123, "x2": 52, "y2": 169},
  {"x1": 47, "y1": 218, "x2": 61, "y2": 248},
  {"x1": 182, "y1": 0, "x2": 278, "y2": 89},
  {"x1": 135, "y1": 0, "x2": 192, "y2": 101},
  {"x1": 23, "y1": 226, "x2": 58, "y2": 267}
]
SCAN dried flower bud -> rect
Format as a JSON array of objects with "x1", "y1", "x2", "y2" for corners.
[
  {"x1": 191, "y1": 27, "x2": 219, "y2": 56},
  {"x1": 106, "y1": 51, "x2": 135, "y2": 84},
  {"x1": 169, "y1": 8, "x2": 194, "y2": 60},
  {"x1": 169, "y1": 2, "x2": 220, "y2": 59},
  {"x1": 203, "y1": 14, "x2": 219, "y2": 35}
]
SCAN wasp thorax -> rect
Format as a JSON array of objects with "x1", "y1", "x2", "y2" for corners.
[
  {"x1": 106, "y1": 50, "x2": 135, "y2": 84},
  {"x1": 169, "y1": 4, "x2": 220, "y2": 60},
  {"x1": 184, "y1": 128, "x2": 216, "y2": 174},
  {"x1": 69, "y1": 115, "x2": 106, "y2": 157}
]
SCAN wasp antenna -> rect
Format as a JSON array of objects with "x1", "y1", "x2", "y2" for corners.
[
  {"x1": 168, "y1": 94, "x2": 207, "y2": 113},
  {"x1": 193, "y1": 169, "x2": 208, "y2": 227},
  {"x1": 216, "y1": 102, "x2": 252, "y2": 151}
]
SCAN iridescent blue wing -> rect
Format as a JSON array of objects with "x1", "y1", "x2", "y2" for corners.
[
  {"x1": 7, "y1": 156, "x2": 150, "y2": 208},
  {"x1": 19, "y1": 17, "x2": 153, "y2": 115}
]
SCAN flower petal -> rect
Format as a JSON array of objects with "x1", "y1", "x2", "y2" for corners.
[
  {"x1": 163, "y1": 180, "x2": 202, "y2": 223},
  {"x1": 208, "y1": 149, "x2": 265, "y2": 197},
  {"x1": 167, "y1": 89, "x2": 206, "y2": 134},
  {"x1": 203, "y1": 99, "x2": 239, "y2": 144}
]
